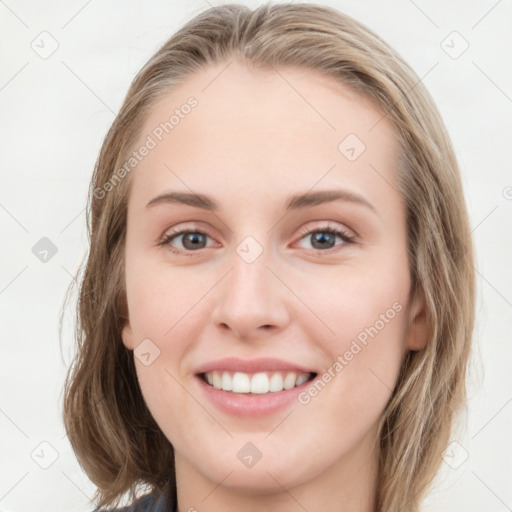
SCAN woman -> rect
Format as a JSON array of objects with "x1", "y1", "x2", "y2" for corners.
[{"x1": 63, "y1": 4, "x2": 475, "y2": 511}]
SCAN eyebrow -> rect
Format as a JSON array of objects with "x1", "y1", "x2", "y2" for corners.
[{"x1": 145, "y1": 189, "x2": 376, "y2": 214}]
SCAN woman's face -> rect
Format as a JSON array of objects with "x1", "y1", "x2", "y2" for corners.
[{"x1": 122, "y1": 61, "x2": 426, "y2": 498}]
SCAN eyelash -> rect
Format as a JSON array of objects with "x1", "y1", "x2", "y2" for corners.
[{"x1": 159, "y1": 223, "x2": 355, "y2": 257}]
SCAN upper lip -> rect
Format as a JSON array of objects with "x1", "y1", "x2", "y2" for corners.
[{"x1": 195, "y1": 357, "x2": 316, "y2": 375}]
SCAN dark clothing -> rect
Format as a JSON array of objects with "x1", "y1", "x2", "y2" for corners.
[{"x1": 94, "y1": 484, "x2": 176, "y2": 512}]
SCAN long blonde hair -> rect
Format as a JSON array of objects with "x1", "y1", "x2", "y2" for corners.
[{"x1": 62, "y1": 3, "x2": 475, "y2": 511}]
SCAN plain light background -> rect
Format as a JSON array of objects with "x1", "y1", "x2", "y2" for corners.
[{"x1": 1, "y1": 1, "x2": 511, "y2": 511}]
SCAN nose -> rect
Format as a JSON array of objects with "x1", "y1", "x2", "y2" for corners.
[{"x1": 210, "y1": 248, "x2": 290, "y2": 340}]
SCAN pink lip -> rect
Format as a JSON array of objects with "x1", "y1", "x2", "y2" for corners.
[
  {"x1": 194, "y1": 357, "x2": 316, "y2": 375},
  {"x1": 195, "y1": 373, "x2": 315, "y2": 418}
]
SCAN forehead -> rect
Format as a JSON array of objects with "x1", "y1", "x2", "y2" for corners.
[{"x1": 128, "y1": 60, "x2": 400, "y2": 211}]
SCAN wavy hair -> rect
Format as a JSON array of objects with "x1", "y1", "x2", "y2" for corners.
[{"x1": 62, "y1": 3, "x2": 475, "y2": 511}]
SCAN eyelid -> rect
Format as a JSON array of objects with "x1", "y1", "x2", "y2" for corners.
[
  {"x1": 159, "y1": 221, "x2": 215, "y2": 242},
  {"x1": 294, "y1": 220, "x2": 356, "y2": 241}
]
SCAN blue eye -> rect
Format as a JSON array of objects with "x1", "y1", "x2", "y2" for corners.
[
  {"x1": 160, "y1": 224, "x2": 355, "y2": 256},
  {"x1": 297, "y1": 227, "x2": 354, "y2": 251},
  {"x1": 161, "y1": 230, "x2": 212, "y2": 255}
]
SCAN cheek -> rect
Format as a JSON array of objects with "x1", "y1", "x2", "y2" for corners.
[
  {"x1": 296, "y1": 260, "x2": 409, "y2": 426},
  {"x1": 301, "y1": 257, "x2": 409, "y2": 354},
  {"x1": 313, "y1": 293, "x2": 406, "y2": 396},
  {"x1": 125, "y1": 264, "x2": 215, "y2": 434},
  {"x1": 291, "y1": 299, "x2": 406, "y2": 471},
  {"x1": 124, "y1": 260, "x2": 208, "y2": 343}
]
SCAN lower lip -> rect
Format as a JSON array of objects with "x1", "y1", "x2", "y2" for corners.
[{"x1": 196, "y1": 375, "x2": 314, "y2": 418}]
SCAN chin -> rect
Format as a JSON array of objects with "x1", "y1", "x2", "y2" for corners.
[{"x1": 191, "y1": 440, "x2": 322, "y2": 492}]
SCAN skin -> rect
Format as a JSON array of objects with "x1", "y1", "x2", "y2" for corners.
[{"x1": 121, "y1": 59, "x2": 427, "y2": 512}]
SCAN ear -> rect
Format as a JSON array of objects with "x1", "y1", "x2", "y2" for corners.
[
  {"x1": 405, "y1": 286, "x2": 429, "y2": 351},
  {"x1": 121, "y1": 320, "x2": 135, "y2": 350},
  {"x1": 119, "y1": 292, "x2": 135, "y2": 350}
]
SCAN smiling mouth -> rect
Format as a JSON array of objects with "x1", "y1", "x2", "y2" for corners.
[{"x1": 200, "y1": 370, "x2": 317, "y2": 394}]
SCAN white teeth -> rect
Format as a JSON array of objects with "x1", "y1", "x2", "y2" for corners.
[
  {"x1": 283, "y1": 372, "x2": 297, "y2": 390},
  {"x1": 203, "y1": 370, "x2": 312, "y2": 393},
  {"x1": 295, "y1": 373, "x2": 309, "y2": 386},
  {"x1": 269, "y1": 373, "x2": 284, "y2": 392},
  {"x1": 251, "y1": 372, "x2": 269, "y2": 394},
  {"x1": 221, "y1": 372, "x2": 232, "y2": 391},
  {"x1": 212, "y1": 371, "x2": 222, "y2": 389},
  {"x1": 232, "y1": 372, "x2": 251, "y2": 393}
]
